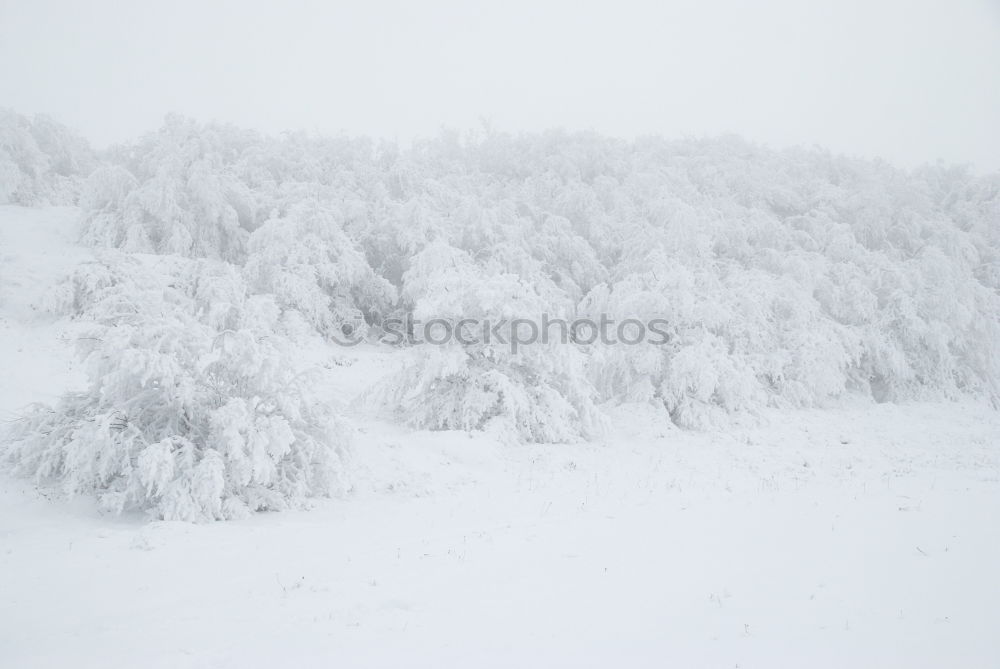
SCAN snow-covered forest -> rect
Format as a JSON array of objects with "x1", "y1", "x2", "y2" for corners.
[{"x1": 2, "y1": 107, "x2": 999, "y2": 521}]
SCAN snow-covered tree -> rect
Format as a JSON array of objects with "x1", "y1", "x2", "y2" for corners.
[
  {"x1": 4, "y1": 254, "x2": 351, "y2": 521},
  {"x1": 79, "y1": 116, "x2": 260, "y2": 260},
  {"x1": 243, "y1": 199, "x2": 396, "y2": 338},
  {"x1": 364, "y1": 241, "x2": 605, "y2": 442},
  {"x1": 0, "y1": 108, "x2": 97, "y2": 205}
]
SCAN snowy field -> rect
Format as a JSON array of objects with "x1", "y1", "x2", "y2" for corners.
[{"x1": 2, "y1": 206, "x2": 999, "y2": 667}]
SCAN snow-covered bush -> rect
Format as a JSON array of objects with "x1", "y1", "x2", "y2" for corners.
[
  {"x1": 243, "y1": 200, "x2": 396, "y2": 337},
  {"x1": 364, "y1": 242, "x2": 605, "y2": 442},
  {"x1": 4, "y1": 254, "x2": 350, "y2": 521},
  {"x1": 79, "y1": 116, "x2": 260, "y2": 260},
  {"x1": 0, "y1": 108, "x2": 97, "y2": 205},
  {"x1": 582, "y1": 251, "x2": 862, "y2": 428}
]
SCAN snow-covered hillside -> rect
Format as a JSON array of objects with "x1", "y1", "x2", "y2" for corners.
[{"x1": 1, "y1": 205, "x2": 999, "y2": 667}]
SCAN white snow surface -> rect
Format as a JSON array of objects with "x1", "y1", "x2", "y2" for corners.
[{"x1": 1, "y1": 206, "x2": 998, "y2": 667}]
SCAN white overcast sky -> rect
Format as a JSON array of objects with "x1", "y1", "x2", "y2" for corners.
[{"x1": 2, "y1": 0, "x2": 998, "y2": 170}]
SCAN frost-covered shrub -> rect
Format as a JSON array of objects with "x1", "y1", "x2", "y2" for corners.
[
  {"x1": 77, "y1": 116, "x2": 389, "y2": 263},
  {"x1": 244, "y1": 200, "x2": 396, "y2": 337},
  {"x1": 0, "y1": 108, "x2": 97, "y2": 205},
  {"x1": 79, "y1": 116, "x2": 260, "y2": 260},
  {"x1": 43, "y1": 251, "x2": 185, "y2": 324},
  {"x1": 364, "y1": 242, "x2": 605, "y2": 442},
  {"x1": 583, "y1": 193, "x2": 1000, "y2": 428},
  {"x1": 4, "y1": 255, "x2": 350, "y2": 521},
  {"x1": 367, "y1": 343, "x2": 603, "y2": 443}
]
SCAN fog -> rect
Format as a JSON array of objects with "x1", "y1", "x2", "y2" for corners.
[{"x1": 2, "y1": 0, "x2": 999, "y2": 169}]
